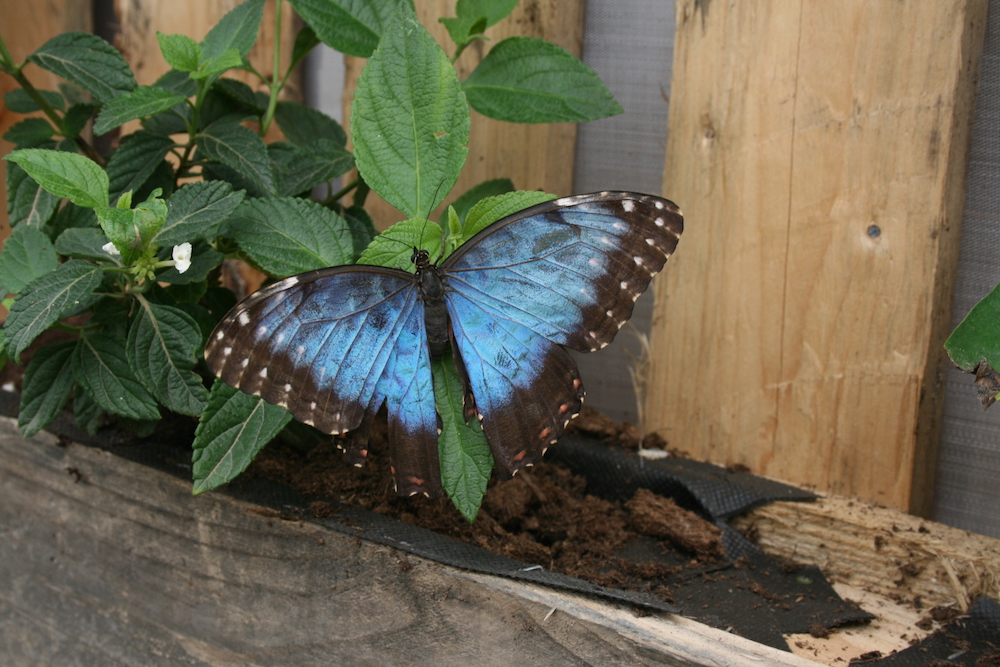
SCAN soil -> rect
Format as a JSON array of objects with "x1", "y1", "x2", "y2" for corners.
[{"x1": 247, "y1": 406, "x2": 726, "y2": 599}]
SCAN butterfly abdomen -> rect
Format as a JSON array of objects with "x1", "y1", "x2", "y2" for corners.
[{"x1": 415, "y1": 251, "x2": 451, "y2": 359}]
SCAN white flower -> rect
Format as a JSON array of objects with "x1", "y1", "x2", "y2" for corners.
[
  {"x1": 172, "y1": 242, "x2": 192, "y2": 274},
  {"x1": 102, "y1": 241, "x2": 120, "y2": 256}
]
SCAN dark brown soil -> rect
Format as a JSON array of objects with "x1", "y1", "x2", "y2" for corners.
[{"x1": 248, "y1": 406, "x2": 725, "y2": 596}]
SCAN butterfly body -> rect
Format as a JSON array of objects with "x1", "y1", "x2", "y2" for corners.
[{"x1": 205, "y1": 192, "x2": 683, "y2": 496}]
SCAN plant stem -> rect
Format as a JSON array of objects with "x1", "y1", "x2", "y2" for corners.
[{"x1": 259, "y1": 0, "x2": 284, "y2": 135}]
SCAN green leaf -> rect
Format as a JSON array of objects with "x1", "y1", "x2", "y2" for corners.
[
  {"x1": 154, "y1": 180, "x2": 245, "y2": 247},
  {"x1": 19, "y1": 340, "x2": 77, "y2": 438},
  {"x1": 3, "y1": 118, "x2": 56, "y2": 147},
  {"x1": 152, "y1": 68, "x2": 199, "y2": 98},
  {"x1": 54, "y1": 227, "x2": 119, "y2": 262},
  {"x1": 157, "y1": 33, "x2": 202, "y2": 72},
  {"x1": 94, "y1": 86, "x2": 187, "y2": 135},
  {"x1": 193, "y1": 48, "x2": 244, "y2": 80},
  {"x1": 198, "y1": 122, "x2": 276, "y2": 195},
  {"x1": 444, "y1": 177, "x2": 514, "y2": 224},
  {"x1": 0, "y1": 225, "x2": 59, "y2": 294},
  {"x1": 61, "y1": 103, "x2": 99, "y2": 139},
  {"x1": 461, "y1": 190, "x2": 555, "y2": 239},
  {"x1": 128, "y1": 297, "x2": 209, "y2": 416},
  {"x1": 73, "y1": 325, "x2": 160, "y2": 421},
  {"x1": 73, "y1": 384, "x2": 104, "y2": 436},
  {"x1": 28, "y1": 32, "x2": 136, "y2": 103},
  {"x1": 454, "y1": 0, "x2": 518, "y2": 27},
  {"x1": 6, "y1": 260, "x2": 103, "y2": 363},
  {"x1": 343, "y1": 204, "x2": 377, "y2": 260},
  {"x1": 212, "y1": 78, "x2": 266, "y2": 114},
  {"x1": 269, "y1": 141, "x2": 354, "y2": 196},
  {"x1": 433, "y1": 351, "x2": 492, "y2": 522},
  {"x1": 463, "y1": 37, "x2": 623, "y2": 123},
  {"x1": 5, "y1": 162, "x2": 61, "y2": 228},
  {"x1": 5, "y1": 148, "x2": 109, "y2": 209},
  {"x1": 192, "y1": 379, "x2": 292, "y2": 494},
  {"x1": 46, "y1": 202, "x2": 98, "y2": 239},
  {"x1": 946, "y1": 281, "x2": 1000, "y2": 371},
  {"x1": 352, "y1": 11, "x2": 470, "y2": 218},
  {"x1": 105, "y1": 130, "x2": 176, "y2": 198},
  {"x1": 274, "y1": 100, "x2": 347, "y2": 148},
  {"x1": 226, "y1": 197, "x2": 354, "y2": 276},
  {"x1": 3, "y1": 89, "x2": 64, "y2": 113},
  {"x1": 357, "y1": 218, "x2": 442, "y2": 271},
  {"x1": 290, "y1": 25, "x2": 321, "y2": 69},
  {"x1": 289, "y1": 0, "x2": 413, "y2": 58},
  {"x1": 440, "y1": 16, "x2": 487, "y2": 48},
  {"x1": 202, "y1": 0, "x2": 265, "y2": 60}
]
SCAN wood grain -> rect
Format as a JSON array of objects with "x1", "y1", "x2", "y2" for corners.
[
  {"x1": 0, "y1": 417, "x2": 830, "y2": 667},
  {"x1": 342, "y1": 0, "x2": 584, "y2": 227},
  {"x1": 732, "y1": 494, "x2": 1000, "y2": 614},
  {"x1": 647, "y1": 0, "x2": 988, "y2": 512},
  {"x1": 0, "y1": 0, "x2": 93, "y2": 246}
]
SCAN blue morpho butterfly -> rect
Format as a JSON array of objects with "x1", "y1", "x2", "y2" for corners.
[{"x1": 204, "y1": 191, "x2": 683, "y2": 496}]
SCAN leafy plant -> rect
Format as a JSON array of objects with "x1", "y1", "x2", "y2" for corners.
[
  {"x1": 946, "y1": 284, "x2": 1000, "y2": 408},
  {"x1": 0, "y1": 0, "x2": 621, "y2": 520}
]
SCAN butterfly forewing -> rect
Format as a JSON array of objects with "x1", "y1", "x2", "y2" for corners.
[{"x1": 442, "y1": 191, "x2": 682, "y2": 353}]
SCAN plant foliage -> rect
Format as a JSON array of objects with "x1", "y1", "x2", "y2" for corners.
[{"x1": 0, "y1": 0, "x2": 621, "y2": 520}]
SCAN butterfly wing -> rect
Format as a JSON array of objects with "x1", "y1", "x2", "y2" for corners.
[
  {"x1": 204, "y1": 266, "x2": 441, "y2": 496},
  {"x1": 441, "y1": 191, "x2": 683, "y2": 474}
]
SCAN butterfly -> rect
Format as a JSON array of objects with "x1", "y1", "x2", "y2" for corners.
[{"x1": 204, "y1": 191, "x2": 683, "y2": 496}]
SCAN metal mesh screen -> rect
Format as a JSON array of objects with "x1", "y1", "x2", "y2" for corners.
[
  {"x1": 572, "y1": 0, "x2": 676, "y2": 425},
  {"x1": 934, "y1": 1, "x2": 1000, "y2": 538}
]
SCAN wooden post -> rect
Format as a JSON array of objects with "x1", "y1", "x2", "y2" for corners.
[
  {"x1": 0, "y1": 0, "x2": 93, "y2": 242},
  {"x1": 647, "y1": 0, "x2": 988, "y2": 513},
  {"x1": 342, "y1": 0, "x2": 585, "y2": 226}
]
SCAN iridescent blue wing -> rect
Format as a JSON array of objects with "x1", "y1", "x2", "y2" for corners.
[
  {"x1": 204, "y1": 266, "x2": 441, "y2": 496},
  {"x1": 441, "y1": 191, "x2": 683, "y2": 475}
]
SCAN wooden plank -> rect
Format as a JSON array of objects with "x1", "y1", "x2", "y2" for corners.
[
  {"x1": 0, "y1": 416, "x2": 828, "y2": 667},
  {"x1": 647, "y1": 0, "x2": 988, "y2": 512},
  {"x1": 731, "y1": 494, "x2": 1000, "y2": 614},
  {"x1": 341, "y1": 1, "x2": 584, "y2": 227},
  {"x1": 0, "y1": 0, "x2": 92, "y2": 245}
]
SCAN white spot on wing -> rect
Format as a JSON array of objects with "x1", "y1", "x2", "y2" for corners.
[
  {"x1": 259, "y1": 367, "x2": 268, "y2": 378},
  {"x1": 284, "y1": 383, "x2": 292, "y2": 393},
  {"x1": 622, "y1": 200, "x2": 635, "y2": 212},
  {"x1": 222, "y1": 346, "x2": 232, "y2": 357},
  {"x1": 238, "y1": 312, "x2": 250, "y2": 326},
  {"x1": 215, "y1": 330, "x2": 225, "y2": 341},
  {"x1": 241, "y1": 358, "x2": 249, "y2": 368}
]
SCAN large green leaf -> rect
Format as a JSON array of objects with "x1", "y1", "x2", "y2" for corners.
[
  {"x1": 351, "y1": 10, "x2": 469, "y2": 218},
  {"x1": 127, "y1": 297, "x2": 208, "y2": 416},
  {"x1": 289, "y1": 0, "x2": 413, "y2": 57},
  {"x1": 226, "y1": 197, "x2": 354, "y2": 276},
  {"x1": 192, "y1": 380, "x2": 292, "y2": 494},
  {"x1": 202, "y1": 0, "x2": 265, "y2": 60},
  {"x1": 19, "y1": 340, "x2": 78, "y2": 437},
  {"x1": 274, "y1": 100, "x2": 347, "y2": 148},
  {"x1": 28, "y1": 32, "x2": 136, "y2": 103},
  {"x1": 433, "y1": 351, "x2": 492, "y2": 522},
  {"x1": 463, "y1": 37, "x2": 623, "y2": 123},
  {"x1": 5, "y1": 260, "x2": 103, "y2": 363},
  {"x1": 198, "y1": 122, "x2": 276, "y2": 195},
  {"x1": 105, "y1": 131, "x2": 176, "y2": 199},
  {"x1": 94, "y1": 86, "x2": 187, "y2": 136},
  {"x1": 5, "y1": 148, "x2": 109, "y2": 209},
  {"x1": 154, "y1": 181, "x2": 245, "y2": 247},
  {"x1": 73, "y1": 325, "x2": 161, "y2": 421}
]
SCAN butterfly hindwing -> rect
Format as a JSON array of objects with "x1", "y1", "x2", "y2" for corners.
[
  {"x1": 442, "y1": 191, "x2": 683, "y2": 353},
  {"x1": 446, "y1": 290, "x2": 584, "y2": 476}
]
